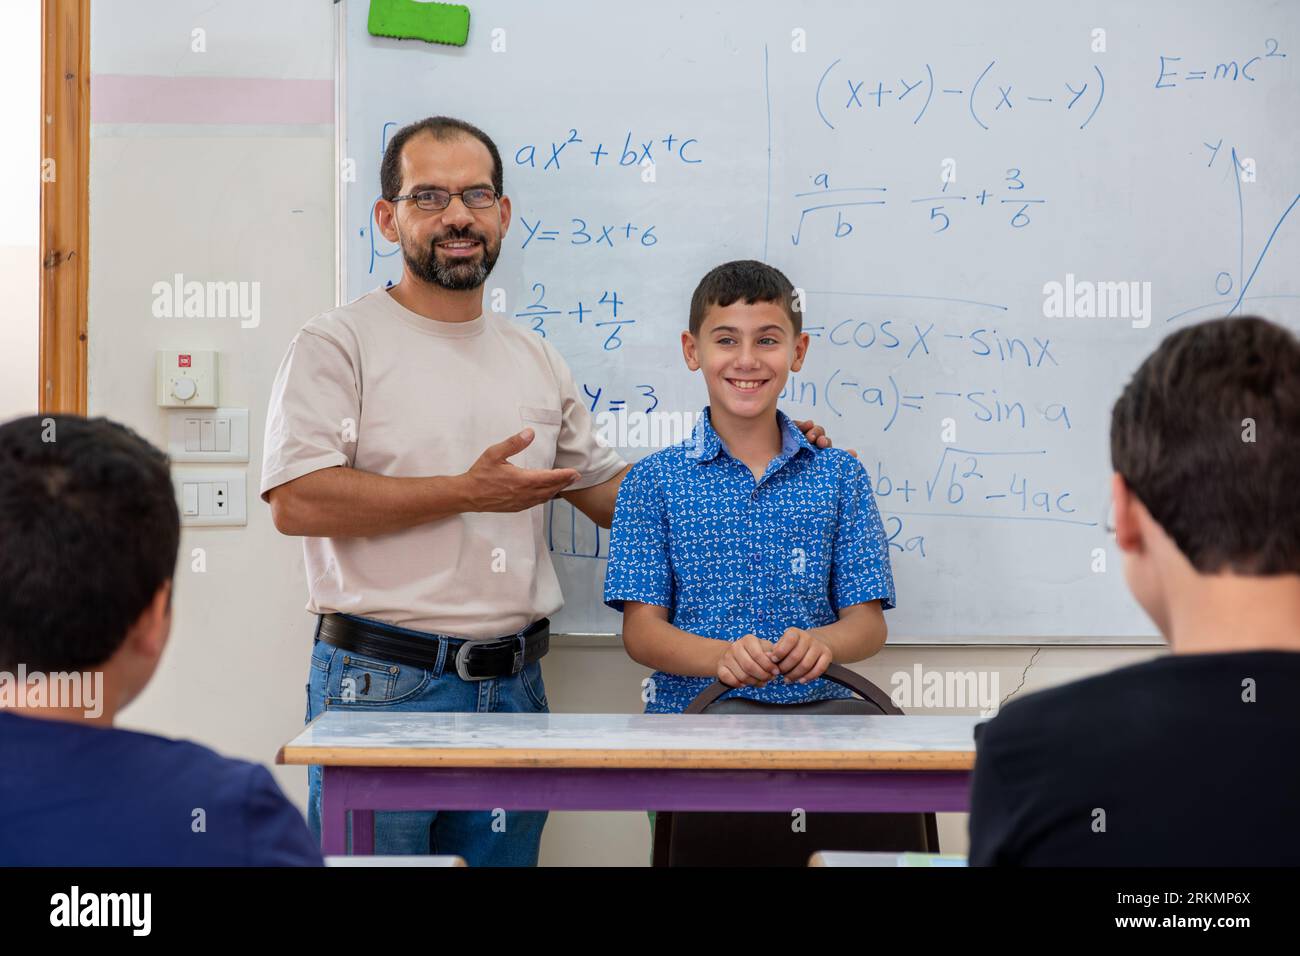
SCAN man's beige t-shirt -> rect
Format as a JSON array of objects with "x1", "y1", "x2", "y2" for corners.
[{"x1": 260, "y1": 287, "x2": 625, "y2": 640}]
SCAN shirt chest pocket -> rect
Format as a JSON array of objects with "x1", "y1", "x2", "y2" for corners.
[
  {"x1": 516, "y1": 405, "x2": 563, "y2": 470},
  {"x1": 772, "y1": 519, "x2": 836, "y2": 613}
]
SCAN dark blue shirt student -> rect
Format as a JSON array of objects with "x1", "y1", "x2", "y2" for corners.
[
  {"x1": 0, "y1": 415, "x2": 324, "y2": 867},
  {"x1": 604, "y1": 407, "x2": 896, "y2": 713},
  {"x1": 0, "y1": 711, "x2": 322, "y2": 866}
]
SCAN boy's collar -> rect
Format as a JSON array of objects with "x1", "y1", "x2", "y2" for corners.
[{"x1": 690, "y1": 406, "x2": 815, "y2": 464}]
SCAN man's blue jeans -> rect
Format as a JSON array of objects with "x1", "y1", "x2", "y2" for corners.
[{"x1": 304, "y1": 615, "x2": 549, "y2": 866}]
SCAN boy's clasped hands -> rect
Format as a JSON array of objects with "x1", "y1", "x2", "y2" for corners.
[{"x1": 716, "y1": 628, "x2": 834, "y2": 688}]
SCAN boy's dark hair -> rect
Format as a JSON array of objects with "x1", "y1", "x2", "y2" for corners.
[
  {"x1": 688, "y1": 259, "x2": 801, "y2": 337},
  {"x1": 380, "y1": 116, "x2": 504, "y2": 201},
  {"x1": 0, "y1": 415, "x2": 180, "y2": 671},
  {"x1": 1110, "y1": 316, "x2": 1300, "y2": 574}
]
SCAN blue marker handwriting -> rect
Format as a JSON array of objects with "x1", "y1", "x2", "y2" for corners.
[
  {"x1": 780, "y1": 371, "x2": 1071, "y2": 434},
  {"x1": 582, "y1": 383, "x2": 660, "y2": 415},
  {"x1": 792, "y1": 169, "x2": 1044, "y2": 243},
  {"x1": 547, "y1": 499, "x2": 608, "y2": 560},
  {"x1": 875, "y1": 447, "x2": 1094, "y2": 527},
  {"x1": 1155, "y1": 39, "x2": 1286, "y2": 90},
  {"x1": 513, "y1": 129, "x2": 701, "y2": 171},
  {"x1": 802, "y1": 318, "x2": 1060, "y2": 370},
  {"x1": 520, "y1": 216, "x2": 658, "y2": 250},
  {"x1": 514, "y1": 283, "x2": 633, "y2": 350},
  {"x1": 817, "y1": 59, "x2": 1104, "y2": 131}
]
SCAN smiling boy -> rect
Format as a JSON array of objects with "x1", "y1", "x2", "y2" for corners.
[{"x1": 603, "y1": 260, "x2": 895, "y2": 713}]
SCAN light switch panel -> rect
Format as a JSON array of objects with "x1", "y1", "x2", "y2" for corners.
[{"x1": 165, "y1": 408, "x2": 249, "y2": 462}]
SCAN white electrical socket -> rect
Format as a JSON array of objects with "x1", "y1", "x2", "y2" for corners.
[{"x1": 171, "y1": 468, "x2": 247, "y2": 527}]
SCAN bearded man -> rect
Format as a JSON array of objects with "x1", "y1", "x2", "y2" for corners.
[{"x1": 262, "y1": 116, "x2": 835, "y2": 865}]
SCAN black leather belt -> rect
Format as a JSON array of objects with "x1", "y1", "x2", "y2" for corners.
[{"x1": 317, "y1": 614, "x2": 549, "y2": 681}]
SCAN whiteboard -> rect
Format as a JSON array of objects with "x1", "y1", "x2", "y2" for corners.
[{"x1": 340, "y1": 0, "x2": 1300, "y2": 642}]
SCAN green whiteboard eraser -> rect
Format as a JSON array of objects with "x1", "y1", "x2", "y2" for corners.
[{"x1": 368, "y1": 0, "x2": 470, "y2": 47}]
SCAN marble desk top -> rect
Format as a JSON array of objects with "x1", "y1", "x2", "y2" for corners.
[{"x1": 279, "y1": 711, "x2": 984, "y2": 771}]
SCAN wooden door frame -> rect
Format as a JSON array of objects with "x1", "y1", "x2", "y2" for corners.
[{"x1": 39, "y1": 0, "x2": 90, "y2": 415}]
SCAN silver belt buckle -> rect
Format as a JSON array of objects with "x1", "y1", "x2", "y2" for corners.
[
  {"x1": 454, "y1": 641, "x2": 488, "y2": 681},
  {"x1": 453, "y1": 634, "x2": 529, "y2": 681}
]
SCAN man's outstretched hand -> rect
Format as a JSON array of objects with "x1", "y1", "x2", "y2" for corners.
[{"x1": 462, "y1": 429, "x2": 581, "y2": 512}]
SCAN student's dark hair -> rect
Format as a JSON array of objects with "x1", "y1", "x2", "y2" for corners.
[
  {"x1": 688, "y1": 259, "x2": 801, "y2": 337},
  {"x1": 1110, "y1": 315, "x2": 1300, "y2": 574},
  {"x1": 0, "y1": 415, "x2": 180, "y2": 671},
  {"x1": 379, "y1": 116, "x2": 504, "y2": 201}
]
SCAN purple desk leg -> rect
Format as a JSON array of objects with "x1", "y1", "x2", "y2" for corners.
[
  {"x1": 319, "y1": 765, "x2": 970, "y2": 856},
  {"x1": 320, "y1": 767, "x2": 376, "y2": 855},
  {"x1": 320, "y1": 765, "x2": 348, "y2": 856}
]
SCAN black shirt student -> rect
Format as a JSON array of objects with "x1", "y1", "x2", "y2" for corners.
[
  {"x1": 970, "y1": 650, "x2": 1300, "y2": 866},
  {"x1": 968, "y1": 316, "x2": 1300, "y2": 867}
]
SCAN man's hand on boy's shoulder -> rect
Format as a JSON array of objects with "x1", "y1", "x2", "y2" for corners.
[
  {"x1": 793, "y1": 419, "x2": 857, "y2": 459},
  {"x1": 771, "y1": 627, "x2": 834, "y2": 684}
]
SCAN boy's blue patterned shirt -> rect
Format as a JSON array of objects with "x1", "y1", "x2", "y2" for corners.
[{"x1": 604, "y1": 406, "x2": 896, "y2": 714}]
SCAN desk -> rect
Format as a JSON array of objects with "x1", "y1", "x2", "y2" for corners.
[{"x1": 277, "y1": 712, "x2": 982, "y2": 856}]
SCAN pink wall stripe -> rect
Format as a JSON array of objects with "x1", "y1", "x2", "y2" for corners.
[{"x1": 92, "y1": 74, "x2": 333, "y2": 125}]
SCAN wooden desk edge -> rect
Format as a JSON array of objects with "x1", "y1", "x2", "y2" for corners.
[{"x1": 277, "y1": 746, "x2": 975, "y2": 771}]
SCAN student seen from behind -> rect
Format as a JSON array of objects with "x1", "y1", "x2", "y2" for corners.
[
  {"x1": 969, "y1": 316, "x2": 1300, "y2": 866},
  {"x1": 0, "y1": 415, "x2": 322, "y2": 866}
]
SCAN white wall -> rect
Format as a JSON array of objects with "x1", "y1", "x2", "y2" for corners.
[
  {"x1": 87, "y1": 0, "x2": 336, "y2": 832},
  {"x1": 87, "y1": 0, "x2": 1165, "y2": 866},
  {"x1": 0, "y1": 0, "x2": 40, "y2": 420}
]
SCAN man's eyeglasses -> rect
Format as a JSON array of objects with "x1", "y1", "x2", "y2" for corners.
[{"x1": 390, "y1": 187, "x2": 498, "y2": 211}]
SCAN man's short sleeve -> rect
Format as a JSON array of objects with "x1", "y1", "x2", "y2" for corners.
[
  {"x1": 242, "y1": 765, "x2": 324, "y2": 866},
  {"x1": 830, "y1": 455, "x2": 897, "y2": 611},
  {"x1": 603, "y1": 458, "x2": 673, "y2": 612},
  {"x1": 541, "y1": 340, "x2": 626, "y2": 490},
  {"x1": 260, "y1": 329, "x2": 359, "y2": 501}
]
